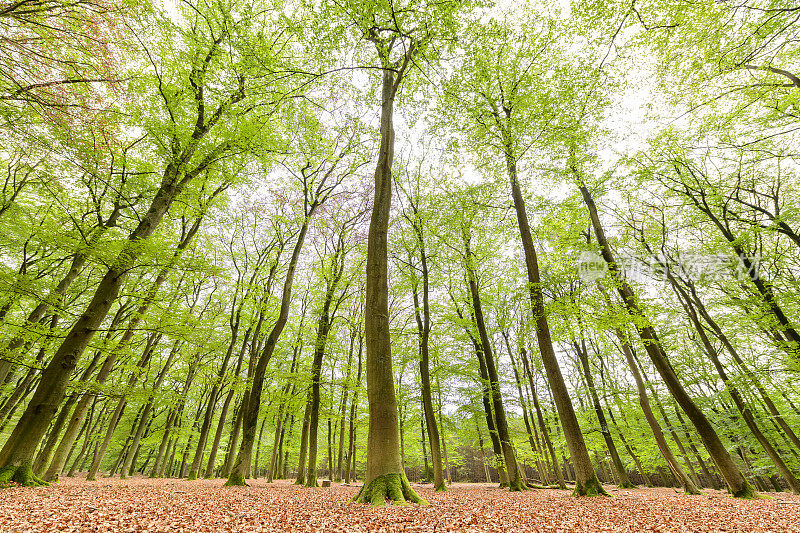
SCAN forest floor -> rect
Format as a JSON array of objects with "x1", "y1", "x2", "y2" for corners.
[{"x1": 1, "y1": 477, "x2": 799, "y2": 532}]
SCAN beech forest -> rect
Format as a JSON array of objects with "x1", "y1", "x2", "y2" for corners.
[{"x1": 1, "y1": 0, "x2": 800, "y2": 531}]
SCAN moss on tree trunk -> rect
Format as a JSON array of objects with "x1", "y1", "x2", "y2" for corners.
[
  {"x1": 0, "y1": 463, "x2": 49, "y2": 487},
  {"x1": 353, "y1": 473, "x2": 427, "y2": 506},
  {"x1": 573, "y1": 475, "x2": 609, "y2": 497}
]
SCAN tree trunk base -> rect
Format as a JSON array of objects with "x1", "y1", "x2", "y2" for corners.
[
  {"x1": 187, "y1": 472, "x2": 198, "y2": 481},
  {"x1": 0, "y1": 464, "x2": 50, "y2": 487},
  {"x1": 732, "y1": 480, "x2": 758, "y2": 499},
  {"x1": 572, "y1": 476, "x2": 609, "y2": 497},
  {"x1": 353, "y1": 473, "x2": 428, "y2": 506},
  {"x1": 434, "y1": 480, "x2": 447, "y2": 492},
  {"x1": 680, "y1": 483, "x2": 701, "y2": 495},
  {"x1": 293, "y1": 477, "x2": 304, "y2": 485},
  {"x1": 223, "y1": 471, "x2": 248, "y2": 487},
  {"x1": 304, "y1": 474, "x2": 319, "y2": 488},
  {"x1": 508, "y1": 478, "x2": 530, "y2": 492}
]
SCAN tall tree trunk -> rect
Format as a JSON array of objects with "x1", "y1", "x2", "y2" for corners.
[
  {"x1": 605, "y1": 319, "x2": 698, "y2": 493},
  {"x1": 205, "y1": 328, "x2": 251, "y2": 478},
  {"x1": 451, "y1": 297, "x2": 508, "y2": 487},
  {"x1": 336, "y1": 330, "x2": 354, "y2": 482},
  {"x1": 306, "y1": 239, "x2": 347, "y2": 488},
  {"x1": 500, "y1": 137, "x2": 601, "y2": 495},
  {"x1": 354, "y1": 45, "x2": 425, "y2": 504},
  {"x1": 463, "y1": 230, "x2": 526, "y2": 491},
  {"x1": 407, "y1": 201, "x2": 445, "y2": 491},
  {"x1": 225, "y1": 199, "x2": 316, "y2": 486},
  {"x1": 344, "y1": 332, "x2": 362, "y2": 485},
  {"x1": 572, "y1": 336, "x2": 633, "y2": 487}
]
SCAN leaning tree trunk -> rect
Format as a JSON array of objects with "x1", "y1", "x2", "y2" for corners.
[
  {"x1": 463, "y1": 231, "x2": 526, "y2": 491},
  {"x1": 411, "y1": 230, "x2": 445, "y2": 491},
  {"x1": 608, "y1": 322, "x2": 699, "y2": 494},
  {"x1": 0, "y1": 211, "x2": 122, "y2": 384},
  {"x1": 474, "y1": 338, "x2": 509, "y2": 487},
  {"x1": 0, "y1": 153, "x2": 219, "y2": 486},
  {"x1": 453, "y1": 299, "x2": 508, "y2": 487},
  {"x1": 205, "y1": 328, "x2": 250, "y2": 478},
  {"x1": 505, "y1": 335, "x2": 549, "y2": 485},
  {"x1": 86, "y1": 332, "x2": 162, "y2": 481},
  {"x1": 681, "y1": 275, "x2": 800, "y2": 455},
  {"x1": 187, "y1": 342, "x2": 235, "y2": 480},
  {"x1": 577, "y1": 176, "x2": 754, "y2": 498},
  {"x1": 225, "y1": 210, "x2": 313, "y2": 486},
  {"x1": 33, "y1": 346, "x2": 105, "y2": 476},
  {"x1": 572, "y1": 336, "x2": 633, "y2": 488},
  {"x1": 670, "y1": 277, "x2": 800, "y2": 494},
  {"x1": 268, "y1": 341, "x2": 302, "y2": 482},
  {"x1": 498, "y1": 134, "x2": 603, "y2": 496},
  {"x1": 120, "y1": 338, "x2": 182, "y2": 479}
]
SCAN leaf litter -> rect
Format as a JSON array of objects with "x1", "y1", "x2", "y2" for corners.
[{"x1": 1, "y1": 477, "x2": 799, "y2": 532}]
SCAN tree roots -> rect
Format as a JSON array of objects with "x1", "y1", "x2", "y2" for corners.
[
  {"x1": 573, "y1": 475, "x2": 610, "y2": 497},
  {"x1": 304, "y1": 473, "x2": 319, "y2": 488},
  {"x1": 508, "y1": 478, "x2": 530, "y2": 492},
  {"x1": 353, "y1": 473, "x2": 428, "y2": 506},
  {"x1": 223, "y1": 470, "x2": 248, "y2": 487},
  {"x1": 731, "y1": 480, "x2": 758, "y2": 499},
  {"x1": 0, "y1": 464, "x2": 50, "y2": 487}
]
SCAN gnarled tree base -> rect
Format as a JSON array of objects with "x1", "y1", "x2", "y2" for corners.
[
  {"x1": 0, "y1": 464, "x2": 50, "y2": 487},
  {"x1": 508, "y1": 478, "x2": 530, "y2": 492},
  {"x1": 223, "y1": 470, "x2": 248, "y2": 487},
  {"x1": 572, "y1": 476, "x2": 610, "y2": 497},
  {"x1": 353, "y1": 473, "x2": 428, "y2": 506},
  {"x1": 731, "y1": 480, "x2": 758, "y2": 499}
]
